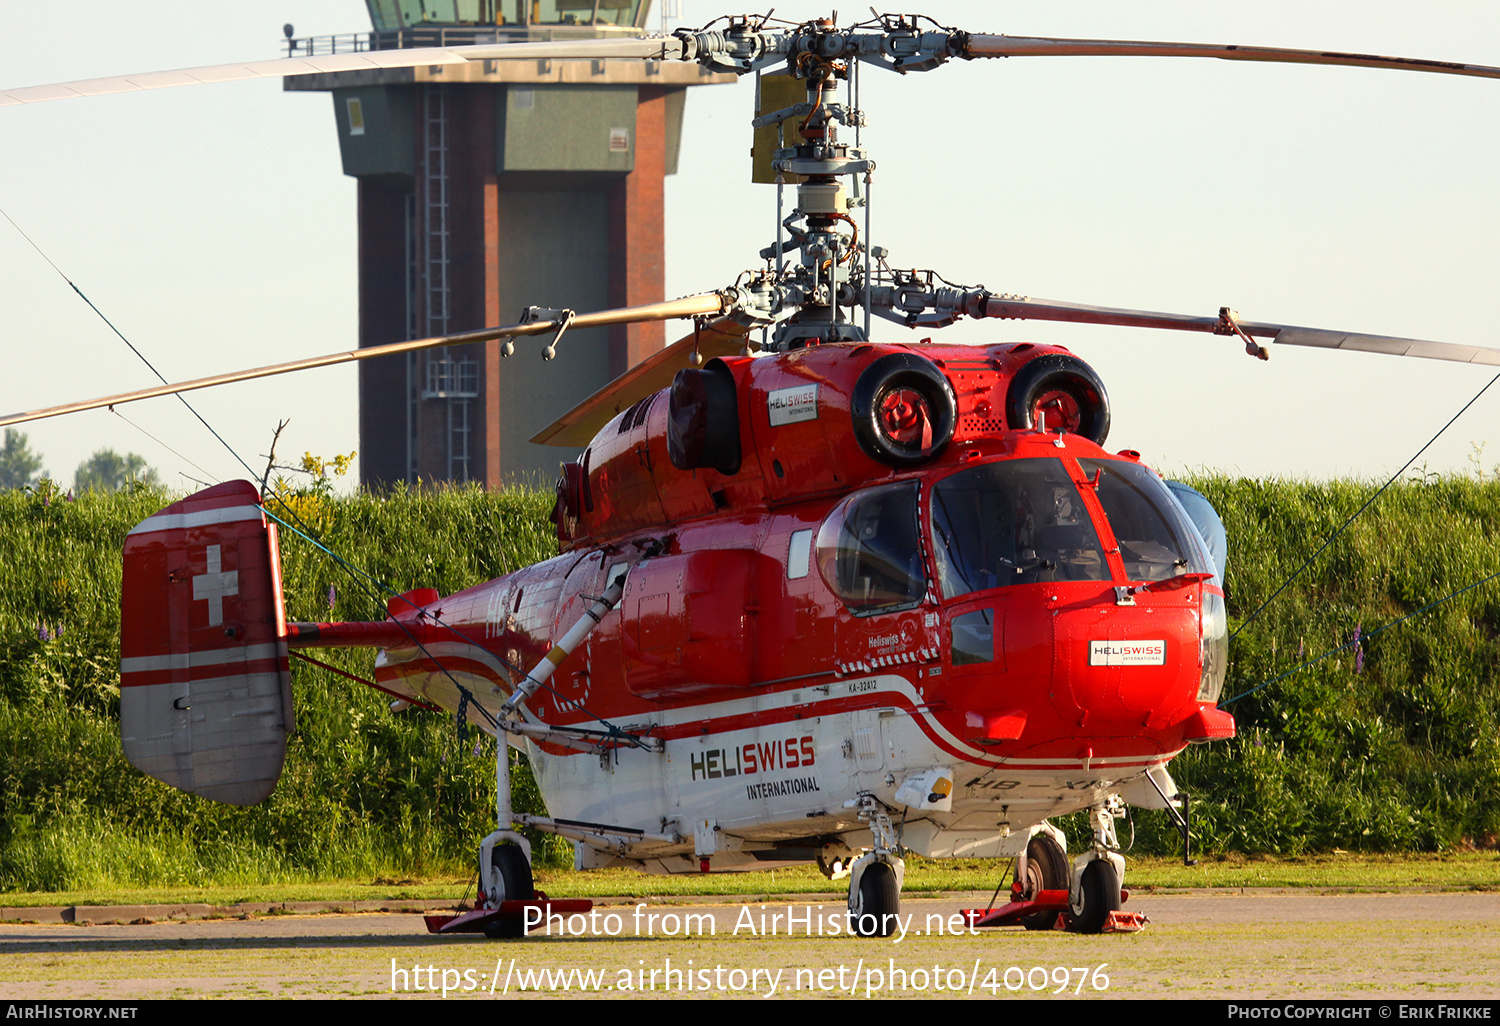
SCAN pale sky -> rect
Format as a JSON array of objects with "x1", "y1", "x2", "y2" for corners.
[{"x1": 3, "y1": 1, "x2": 1499, "y2": 491}]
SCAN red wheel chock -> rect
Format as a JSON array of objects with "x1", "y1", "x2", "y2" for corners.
[
  {"x1": 962, "y1": 887, "x2": 1145, "y2": 931},
  {"x1": 424, "y1": 894, "x2": 593, "y2": 935}
]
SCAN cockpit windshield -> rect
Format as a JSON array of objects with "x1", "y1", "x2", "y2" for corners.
[
  {"x1": 931, "y1": 458, "x2": 1109, "y2": 599},
  {"x1": 1078, "y1": 459, "x2": 1216, "y2": 583}
]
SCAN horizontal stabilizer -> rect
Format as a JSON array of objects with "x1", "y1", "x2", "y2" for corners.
[{"x1": 120, "y1": 481, "x2": 291, "y2": 806}]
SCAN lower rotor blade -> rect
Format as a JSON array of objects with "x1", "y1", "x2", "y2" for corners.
[
  {"x1": 531, "y1": 318, "x2": 755, "y2": 447},
  {"x1": 981, "y1": 296, "x2": 1222, "y2": 334},
  {"x1": 979, "y1": 296, "x2": 1500, "y2": 366},
  {"x1": 964, "y1": 35, "x2": 1500, "y2": 82},
  {"x1": 0, "y1": 293, "x2": 725, "y2": 428},
  {"x1": 1263, "y1": 327, "x2": 1500, "y2": 365}
]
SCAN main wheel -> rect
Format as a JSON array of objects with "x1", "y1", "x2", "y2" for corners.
[
  {"x1": 1018, "y1": 833, "x2": 1068, "y2": 931},
  {"x1": 851, "y1": 862, "x2": 900, "y2": 937},
  {"x1": 1069, "y1": 859, "x2": 1121, "y2": 935},
  {"x1": 482, "y1": 843, "x2": 535, "y2": 939}
]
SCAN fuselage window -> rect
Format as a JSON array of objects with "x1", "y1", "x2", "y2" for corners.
[
  {"x1": 787, "y1": 529, "x2": 813, "y2": 580},
  {"x1": 950, "y1": 608, "x2": 996, "y2": 665}
]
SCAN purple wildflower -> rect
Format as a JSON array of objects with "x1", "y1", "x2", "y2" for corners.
[
  {"x1": 54, "y1": 623, "x2": 63, "y2": 640},
  {"x1": 1352, "y1": 625, "x2": 1364, "y2": 673},
  {"x1": 327, "y1": 584, "x2": 337, "y2": 611},
  {"x1": 37, "y1": 622, "x2": 50, "y2": 642}
]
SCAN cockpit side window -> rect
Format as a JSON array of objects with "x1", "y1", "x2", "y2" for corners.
[
  {"x1": 815, "y1": 482, "x2": 926, "y2": 613},
  {"x1": 930, "y1": 459, "x2": 1109, "y2": 599},
  {"x1": 1078, "y1": 459, "x2": 1214, "y2": 582}
]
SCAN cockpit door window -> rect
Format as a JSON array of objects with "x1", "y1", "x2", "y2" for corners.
[{"x1": 815, "y1": 481, "x2": 927, "y2": 613}]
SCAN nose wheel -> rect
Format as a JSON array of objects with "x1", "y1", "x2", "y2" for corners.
[
  {"x1": 1068, "y1": 798, "x2": 1133, "y2": 934},
  {"x1": 1069, "y1": 858, "x2": 1122, "y2": 934},
  {"x1": 850, "y1": 859, "x2": 901, "y2": 936},
  {"x1": 1018, "y1": 831, "x2": 1069, "y2": 931},
  {"x1": 480, "y1": 842, "x2": 535, "y2": 939},
  {"x1": 845, "y1": 794, "x2": 906, "y2": 937}
]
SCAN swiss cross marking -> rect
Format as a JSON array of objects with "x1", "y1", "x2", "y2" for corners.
[{"x1": 192, "y1": 544, "x2": 239, "y2": 627}]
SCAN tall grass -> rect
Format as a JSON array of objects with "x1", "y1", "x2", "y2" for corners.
[
  {"x1": 0, "y1": 474, "x2": 1497, "y2": 891},
  {"x1": 1143, "y1": 475, "x2": 1500, "y2": 856},
  {"x1": 0, "y1": 481, "x2": 563, "y2": 891}
]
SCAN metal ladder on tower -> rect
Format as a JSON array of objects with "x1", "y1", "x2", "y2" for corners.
[{"x1": 419, "y1": 83, "x2": 472, "y2": 482}]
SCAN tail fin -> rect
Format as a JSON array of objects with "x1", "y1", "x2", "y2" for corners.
[{"x1": 120, "y1": 481, "x2": 292, "y2": 805}]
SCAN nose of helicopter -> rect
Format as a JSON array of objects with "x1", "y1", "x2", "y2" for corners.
[
  {"x1": 961, "y1": 582, "x2": 1218, "y2": 756},
  {"x1": 1049, "y1": 592, "x2": 1201, "y2": 734}
]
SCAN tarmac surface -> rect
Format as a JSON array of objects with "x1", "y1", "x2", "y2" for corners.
[{"x1": 1, "y1": 890, "x2": 1497, "y2": 1000}]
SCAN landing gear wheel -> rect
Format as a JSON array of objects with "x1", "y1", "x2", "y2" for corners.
[
  {"x1": 1069, "y1": 859, "x2": 1121, "y2": 934},
  {"x1": 1018, "y1": 833, "x2": 1068, "y2": 931},
  {"x1": 852, "y1": 862, "x2": 900, "y2": 937},
  {"x1": 482, "y1": 843, "x2": 534, "y2": 939}
]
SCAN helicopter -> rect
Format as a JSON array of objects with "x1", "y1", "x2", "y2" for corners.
[{"x1": 5, "y1": 5, "x2": 1500, "y2": 937}]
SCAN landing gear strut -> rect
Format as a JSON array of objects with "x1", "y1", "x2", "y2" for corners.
[
  {"x1": 1069, "y1": 798, "x2": 1126, "y2": 934},
  {"x1": 845, "y1": 794, "x2": 905, "y2": 937},
  {"x1": 474, "y1": 744, "x2": 538, "y2": 936}
]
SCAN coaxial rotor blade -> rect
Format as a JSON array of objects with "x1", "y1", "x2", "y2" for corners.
[
  {"x1": 531, "y1": 318, "x2": 755, "y2": 447},
  {"x1": 963, "y1": 35, "x2": 1500, "y2": 82},
  {"x1": 979, "y1": 297, "x2": 1500, "y2": 366},
  {"x1": 0, "y1": 36, "x2": 683, "y2": 107},
  {"x1": 0, "y1": 293, "x2": 724, "y2": 427},
  {"x1": 1251, "y1": 326, "x2": 1500, "y2": 364}
]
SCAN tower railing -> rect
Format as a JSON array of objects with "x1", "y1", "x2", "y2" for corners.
[{"x1": 284, "y1": 24, "x2": 646, "y2": 57}]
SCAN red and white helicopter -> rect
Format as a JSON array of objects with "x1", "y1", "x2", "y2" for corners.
[{"x1": 5, "y1": 11, "x2": 1500, "y2": 936}]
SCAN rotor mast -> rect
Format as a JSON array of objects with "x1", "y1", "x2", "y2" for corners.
[{"x1": 753, "y1": 18, "x2": 874, "y2": 347}]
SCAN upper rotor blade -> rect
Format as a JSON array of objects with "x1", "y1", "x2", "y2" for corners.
[
  {"x1": 964, "y1": 35, "x2": 1500, "y2": 82},
  {"x1": 979, "y1": 297, "x2": 1500, "y2": 366},
  {"x1": 531, "y1": 318, "x2": 755, "y2": 447},
  {"x1": 0, "y1": 293, "x2": 724, "y2": 428},
  {"x1": 0, "y1": 37, "x2": 681, "y2": 107}
]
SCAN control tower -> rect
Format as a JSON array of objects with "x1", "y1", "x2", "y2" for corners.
[{"x1": 284, "y1": 1, "x2": 731, "y2": 486}]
